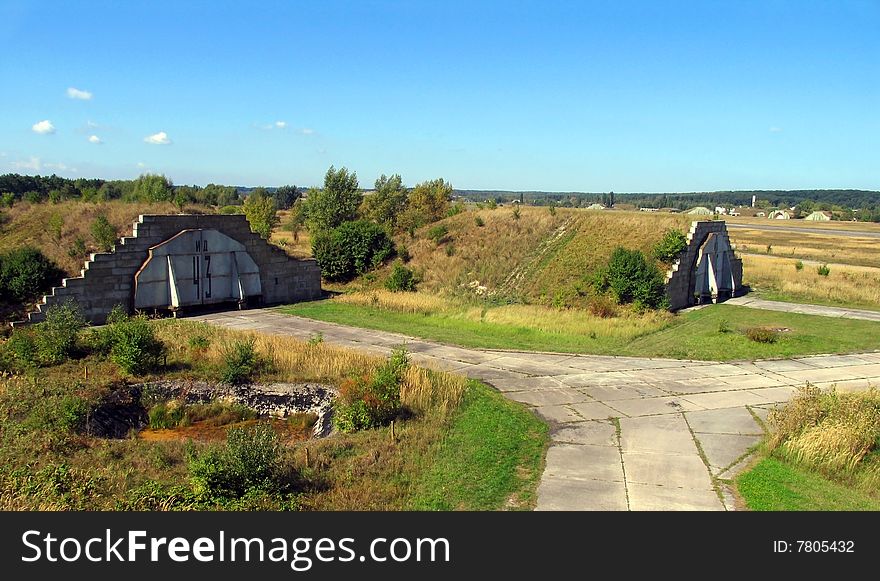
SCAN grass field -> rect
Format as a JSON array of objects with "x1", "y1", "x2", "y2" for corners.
[
  {"x1": 282, "y1": 298, "x2": 880, "y2": 360},
  {"x1": 736, "y1": 457, "x2": 880, "y2": 511},
  {"x1": 728, "y1": 224, "x2": 880, "y2": 269},
  {"x1": 0, "y1": 320, "x2": 547, "y2": 511}
]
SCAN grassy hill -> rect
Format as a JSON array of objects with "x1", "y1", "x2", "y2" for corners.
[
  {"x1": 373, "y1": 207, "x2": 692, "y2": 308},
  {"x1": 0, "y1": 200, "x2": 207, "y2": 276}
]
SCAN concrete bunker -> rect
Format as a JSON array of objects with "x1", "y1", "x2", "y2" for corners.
[
  {"x1": 27, "y1": 214, "x2": 322, "y2": 324},
  {"x1": 665, "y1": 220, "x2": 744, "y2": 311}
]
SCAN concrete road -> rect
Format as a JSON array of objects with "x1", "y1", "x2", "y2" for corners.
[
  {"x1": 191, "y1": 309, "x2": 880, "y2": 511},
  {"x1": 726, "y1": 295, "x2": 880, "y2": 322}
]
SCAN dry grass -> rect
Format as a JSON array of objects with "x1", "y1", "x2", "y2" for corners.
[
  {"x1": 729, "y1": 226, "x2": 880, "y2": 268},
  {"x1": 271, "y1": 209, "x2": 313, "y2": 259},
  {"x1": 742, "y1": 254, "x2": 880, "y2": 308},
  {"x1": 768, "y1": 385, "x2": 880, "y2": 489},
  {"x1": 154, "y1": 319, "x2": 466, "y2": 418},
  {"x1": 0, "y1": 200, "x2": 206, "y2": 275},
  {"x1": 337, "y1": 289, "x2": 452, "y2": 315}
]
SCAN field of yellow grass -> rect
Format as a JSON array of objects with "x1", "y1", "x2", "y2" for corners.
[
  {"x1": 729, "y1": 225, "x2": 880, "y2": 268},
  {"x1": 742, "y1": 254, "x2": 880, "y2": 309}
]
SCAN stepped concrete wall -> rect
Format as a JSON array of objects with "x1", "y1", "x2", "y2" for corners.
[
  {"x1": 665, "y1": 220, "x2": 744, "y2": 311},
  {"x1": 27, "y1": 214, "x2": 321, "y2": 324}
]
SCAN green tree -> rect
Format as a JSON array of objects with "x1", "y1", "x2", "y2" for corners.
[
  {"x1": 400, "y1": 178, "x2": 453, "y2": 230},
  {"x1": 285, "y1": 199, "x2": 307, "y2": 241},
  {"x1": 652, "y1": 229, "x2": 687, "y2": 264},
  {"x1": 311, "y1": 220, "x2": 394, "y2": 281},
  {"x1": 594, "y1": 247, "x2": 667, "y2": 310},
  {"x1": 130, "y1": 173, "x2": 173, "y2": 202},
  {"x1": 242, "y1": 188, "x2": 278, "y2": 239},
  {"x1": 304, "y1": 166, "x2": 360, "y2": 232},
  {"x1": 359, "y1": 173, "x2": 407, "y2": 229},
  {"x1": 272, "y1": 185, "x2": 299, "y2": 210},
  {"x1": 48, "y1": 213, "x2": 64, "y2": 242},
  {"x1": 91, "y1": 215, "x2": 117, "y2": 252}
]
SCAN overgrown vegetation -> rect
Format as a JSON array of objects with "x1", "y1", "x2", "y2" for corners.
[
  {"x1": 312, "y1": 220, "x2": 394, "y2": 281},
  {"x1": 737, "y1": 387, "x2": 880, "y2": 510},
  {"x1": 593, "y1": 247, "x2": 667, "y2": 310},
  {"x1": 652, "y1": 228, "x2": 687, "y2": 263},
  {"x1": 334, "y1": 348, "x2": 408, "y2": 433},
  {"x1": 385, "y1": 261, "x2": 417, "y2": 292},
  {"x1": 0, "y1": 246, "x2": 63, "y2": 305}
]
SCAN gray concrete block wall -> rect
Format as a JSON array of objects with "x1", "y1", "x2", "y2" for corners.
[
  {"x1": 27, "y1": 214, "x2": 322, "y2": 324},
  {"x1": 665, "y1": 220, "x2": 744, "y2": 311}
]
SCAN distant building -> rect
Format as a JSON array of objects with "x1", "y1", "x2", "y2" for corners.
[
  {"x1": 687, "y1": 206, "x2": 713, "y2": 216},
  {"x1": 804, "y1": 210, "x2": 832, "y2": 221},
  {"x1": 714, "y1": 206, "x2": 728, "y2": 215},
  {"x1": 768, "y1": 209, "x2": 791, "y2": 220}
]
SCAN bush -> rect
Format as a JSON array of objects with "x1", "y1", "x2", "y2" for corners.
[
  {"x1": 512, "y1": 206, "x2": 521, "y2": 220},
  {"x1": 717, "y1": 318, "x2": 731, "y2": 334},
  {"x1": 593, "y1": 247, "x2": 667, "y2": 310},
  {"x1": 474, "y1": 216, "x2": 485, "y2": 227},
  {"x1": 220, "y1": 337, "x2": 259, "y2": 385},
  {"x1": 548, "y1": 205, "x2": 557, "y2": 216},
  {"x1": 334, "y1": 348, "x2": 408, "y2": 433},
  {"x1": 219, "y1": 205, "x2": 243, "y2": 215},
  {"x1": 107, "y1": 314, "x2": 166, "y2": 375},
  {"x1": 652, "y1": 229, "x2": 687, "y2": 264},
  {"x1": 0, "y1": 246, "x2": 64, "y2": 304},
  {"x1": 311, "y1": 220, "x2": 394, "y2": 282},
  {"x1": 385, "y1": 262, "x2": 417, "y2": 292},
  {"x1": 795, "y1": 261, "x2": 804, "y2": 271},
  {"x1": 189, "y1": 423, "x2": 285, "y2": 498},
  {"x1": 90, "y1": 215, "x2": 117, "y2": 252},
  {"x1": 817, "y1": 264, "x2": 831, "y2": 277},
  {"x1": 68, "y1": 236, "x2": 87, "y2": 260},
  {"x1": 426, "y1": 224, "x2": 449, "y2": 245},
  {"x1": 745, "y1": 326, "x2": 778, "y2": 343},
  {"x1": 397, "y1": 244, "x2": 411, "y2": 263},
  {"x1": 36, "y1": 302, "x2": 87, "y2": 365},
  {"x1": 1, "y1": 192, "x2": 14, "y2": 208}
]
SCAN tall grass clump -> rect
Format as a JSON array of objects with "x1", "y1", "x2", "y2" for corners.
[
  {"x1": 220, "y1": 337, "x2": 260, "y2": 385},
  {"x1": 334, "y1": 348, "x2": 409, "y2": 433},
  {"x1": 768, "y1": 385, "x2": 880, "y2": 487}
]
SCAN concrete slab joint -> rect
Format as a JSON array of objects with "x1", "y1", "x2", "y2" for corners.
[{"x1": 25, "y1": 214, "x2": 322, "y2": 324}]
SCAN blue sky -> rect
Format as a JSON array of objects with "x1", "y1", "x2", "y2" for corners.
[{"x1": 1, "y1": 0, "x2": 877, "y2": 191}]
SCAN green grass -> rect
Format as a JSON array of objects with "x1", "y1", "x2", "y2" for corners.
[
  {"x1": 408, "y1": 381, "x2": 549, "y2": 510},
  {"x1": 281, "y1": 301, "x2": 880, "y2": 360},
  {"x1": 736, "y1": 457, "x2": 880, "y2": 511}
]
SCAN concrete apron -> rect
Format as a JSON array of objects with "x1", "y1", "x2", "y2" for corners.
[{"x1": 191, "y1": 309, "x2": 880, "y2": 511}]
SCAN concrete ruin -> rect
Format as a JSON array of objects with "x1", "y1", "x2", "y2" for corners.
[
  {"x1": 665, "y1": 220, "x2": 744, "y2": 311},
  {"x1": 27, "y1": 214, "x2": 322, "y2": 324}
]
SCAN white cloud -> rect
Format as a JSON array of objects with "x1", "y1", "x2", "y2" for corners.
[
  {"x1": 32, "y1": 120, "x2": 56, "y2": 134},
  {"x1": 67, "y1": 87, "x2": 93, "y2": 100},
  {"x1": 769, "y1": 126, "x2": 783, "y2": 133},
  {"x1": 88, "y1": 135, "x2": 102, "y2": 144},
  {"x1": 136, "y1": 162, "x2": 146, "y2": 168},
  {"x1": 11, "y1": 156, "x2": 42, "y2": 171},
  {"x1": 275, "y1": 120, "x2": 287, "y2": 129},
  {"x1": 144, "y1": 131, "x2": 171, "y2": 145},
  {"x1": 300, "y1": 128, "x2": 314, "y2": 135}
]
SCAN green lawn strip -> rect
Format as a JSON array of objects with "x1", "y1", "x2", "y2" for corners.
[
  {"x1": 282, "y1": 301, "x2": 630, "y2": 354},
  {"x1": 736, "y1": 457, "x2": 880, "y2": 511},
  {"x1": 621, "y1": 304, "x2": 880, "y2": 360},
  {"x1": 282, "y1": 301, "x2": 880, "y2": 361},
  {"x1": 407, "y1": 381, "x2": 549, "y2": 510}
]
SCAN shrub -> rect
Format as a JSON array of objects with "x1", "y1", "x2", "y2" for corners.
[
  {"x1": 385, "y1": 262, "x2": 417, "y2": 292},
  {"x1": 307, "y1": 332, "x2": 324, "y2": 347},
  {"x1": 0, "y1": 246, "x2": 64, "y2": 304},
  {"x1": 91, "y1": 215, "x2": 117, "y2": 252},
  {"x1": 652, "y1": 229, "x2": 687, "y2": 264},
  {"x1": 717, "y1": 318, "x2": 731, "y2": 334},
  {"x1": 397, "y1": 244, "x2": 411, "y2": 263},
  {"x1": 445, "y1": 244, "x2": 455, "y2": 257},
  {"x1": 512, "y1": 206, "x2": 521, "y2": 220},
  {"x1": 48, "y1": 213, "x2": 64, "y2": 242},
  {"x1": 745, "y1": 326, "x2": 778, "y2": 343},
  {"x1": 427, "y1": 224, "x2": 449, "y2": 245},
  {"x1": 548, "y1": 205, "x2": 557, "y2": 216},
  {"x1": 189, "y1": 422, "x2": 284, "y2": 498},
  {"x1": 593, "y1": 247, "x2": 667, "y2": 310},
  {"x1": 188, "y1": 334, "x2": 210, "y2": 351},
  {"x1": 334, "y1": 348, "x2": 408, "y2": 433},
  {"x1": 1, "y1": 192, "x2": 14, "y2": 208},
  {"x1": 311, "y1": 220, "x2": 394, "y2": 282},
  {"x1": 474, "y1": 216, "x2": 485, "y2": 227},
  {"x1": 108, "y1": 315, "x2": 166, "y2": 375},
  {"x1": 445, "y1": 203, "x2": 464, "y2": 217},
  {"x1": 817, "y1": 264, "x2": 830, "y2": 277},
  {"x1": 219, "y1": 205, "x2": 243, "y2": 215},
  {"x1": 220, "y1": 337, "x2": 259, "y2": 385},
  {"x1": 36, "y1": 302, "x2": 87, "y2": 365},
  {"x1": 68, "y1": 236, "x2": 87, "y2": 260},
  {"x1": 5, "y1": 328, "x2": 39, "y2": 368},
  {"x1": 486, "y1": 198, "x2": 497, "y2": 210},
  {"x1": 795, "y1": 260, "x2": 804, "y2": 271}
]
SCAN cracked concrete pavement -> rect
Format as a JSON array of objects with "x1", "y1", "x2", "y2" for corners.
[{"x1": 191, "y1": 308, "x2": 880, "y2": 511}]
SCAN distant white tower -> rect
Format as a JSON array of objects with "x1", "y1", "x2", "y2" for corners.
[{"x1": 751, "y1": 195, "x2": 756, "y2": 208}]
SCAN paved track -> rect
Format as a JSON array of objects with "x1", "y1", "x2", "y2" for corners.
[{"x1": 192, "y1": 309, "x2": 880, "y2": 511}]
